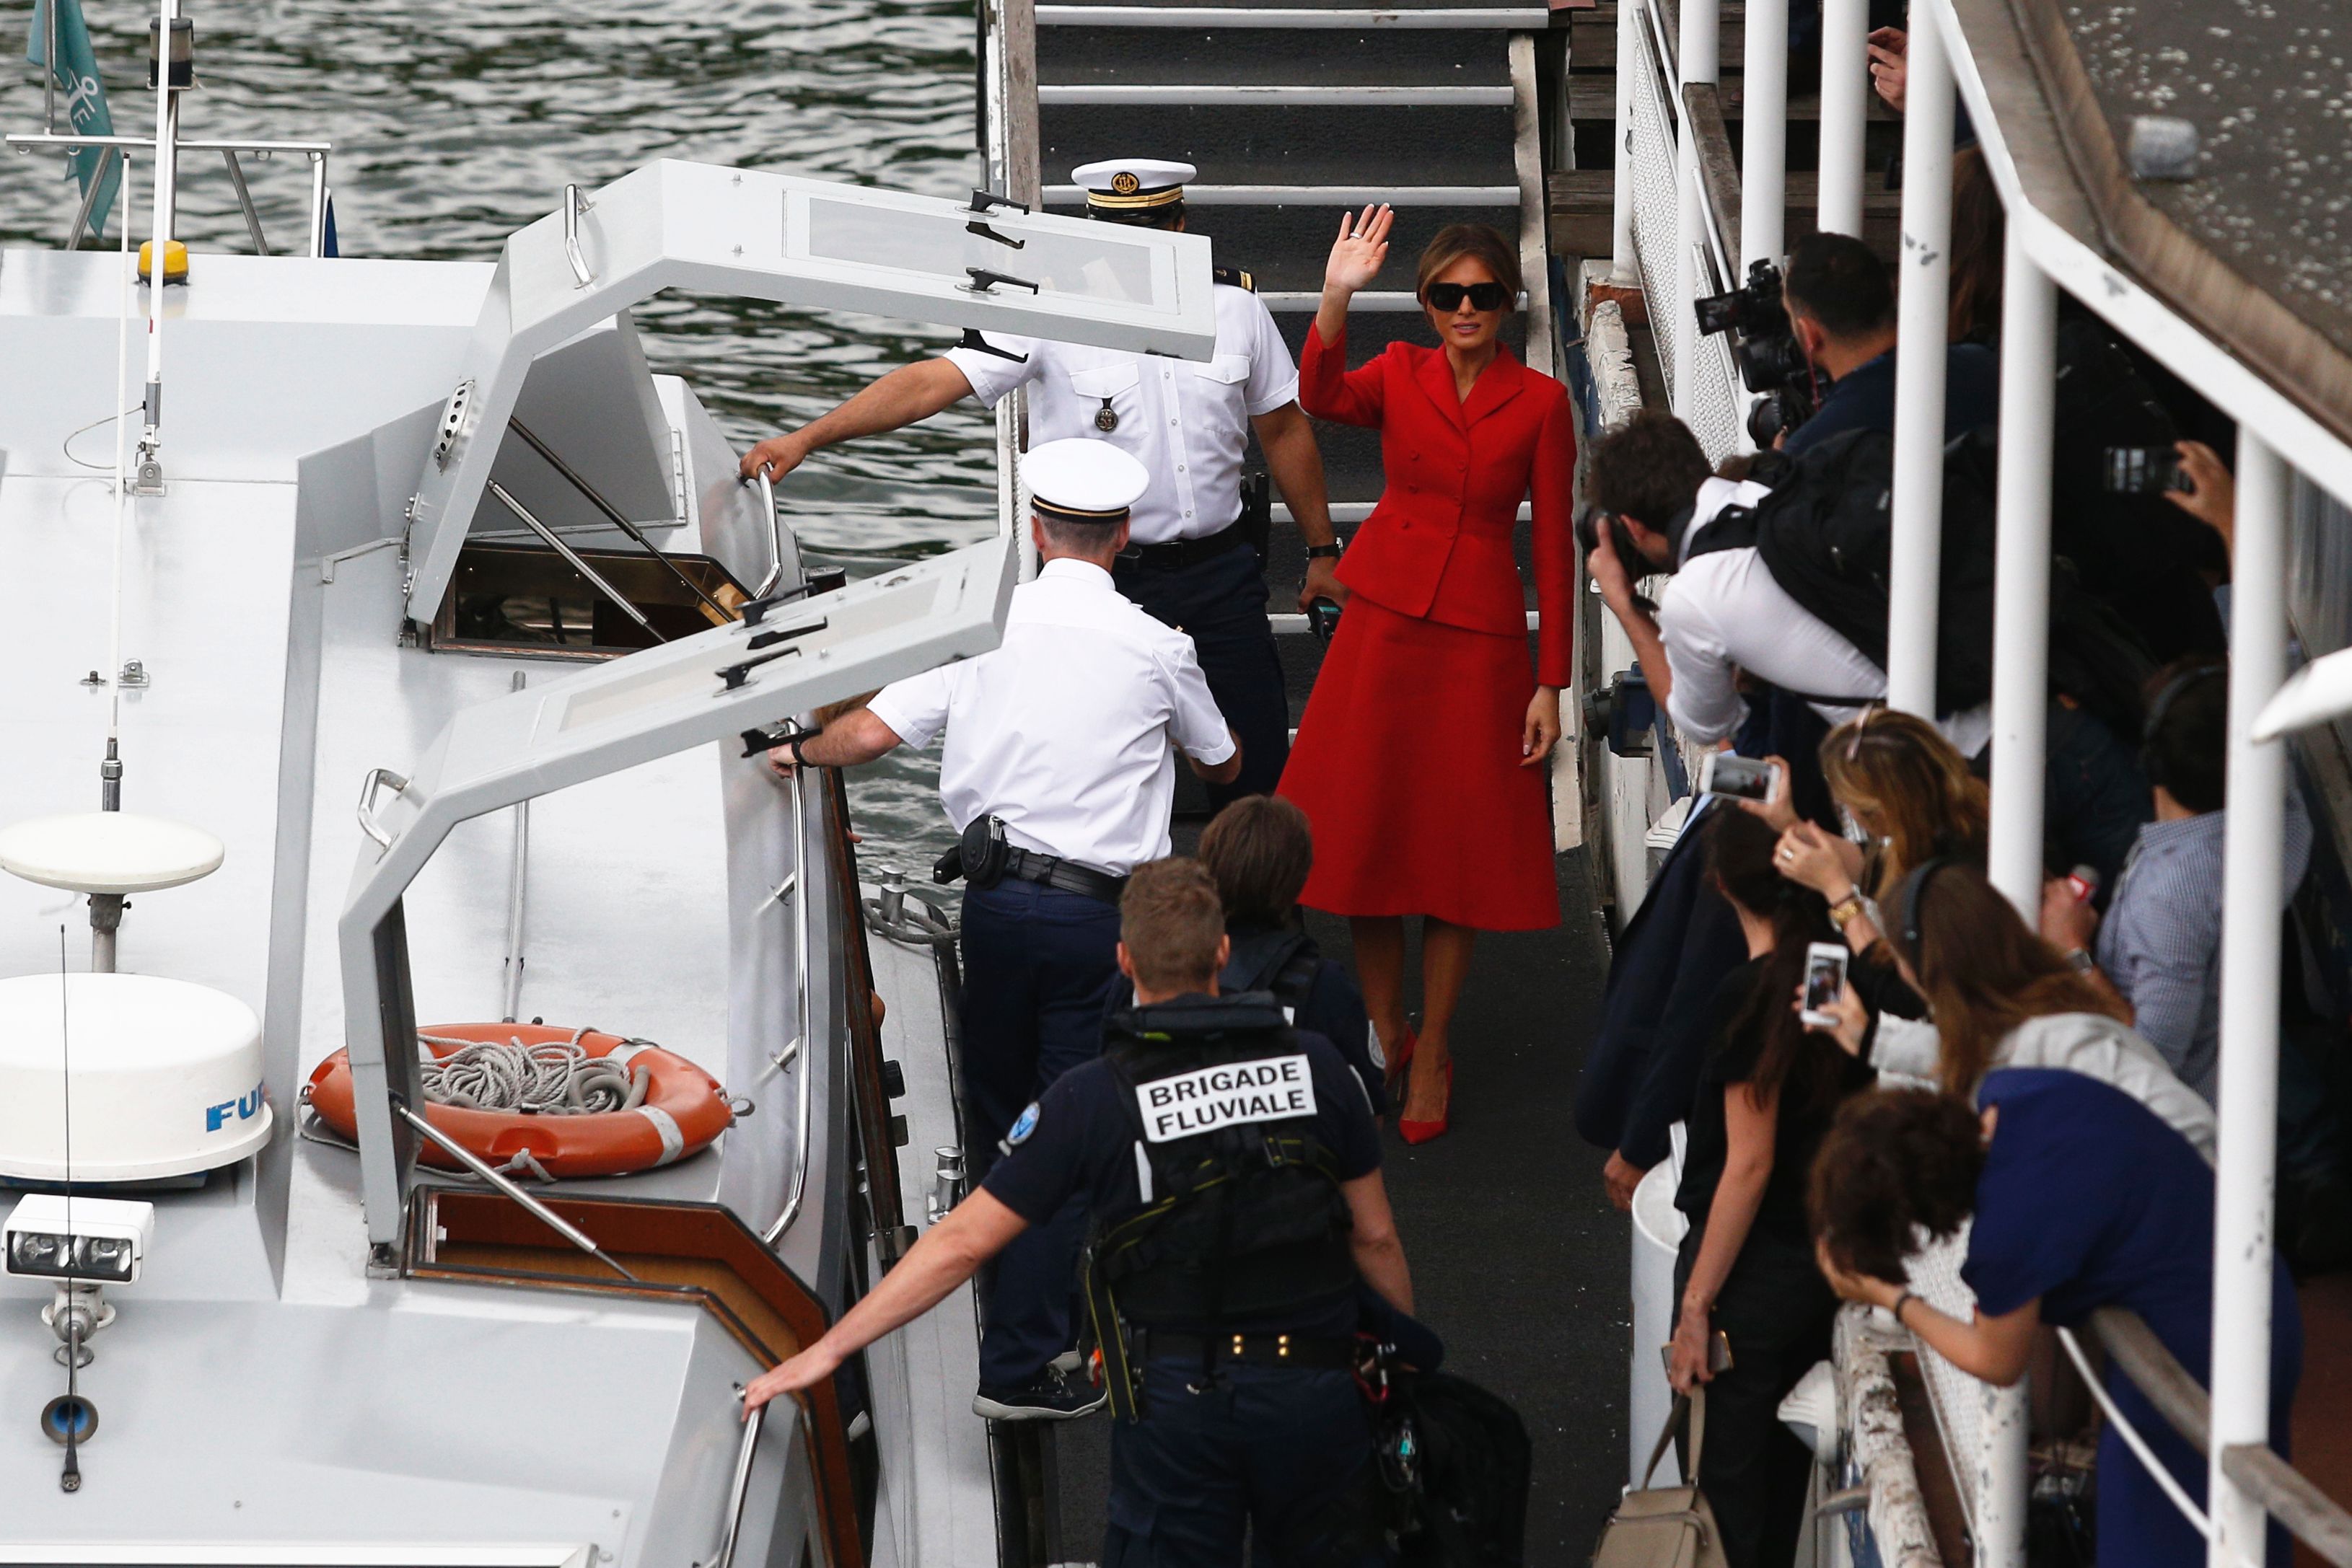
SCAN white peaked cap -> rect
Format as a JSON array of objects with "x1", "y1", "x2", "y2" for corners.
[
  {"x1": 1020, "y1": 439, "x2": 1152, "y2": 521},
  {"x1": 1070, "y1": 158, "x2": 1198, "y2": 208}
]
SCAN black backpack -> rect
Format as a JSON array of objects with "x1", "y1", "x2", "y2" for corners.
[
  {"x1": 1690, "y1": 426, "x2": 2000, "y2": 718},
  {"x1": 1223, "y1": 927, "x2": 1323, "y2": 1011}
]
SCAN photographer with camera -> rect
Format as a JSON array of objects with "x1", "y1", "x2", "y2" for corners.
[
  {"x1": 1582, "y1": 411, "x2": 1905, "y2": 749},
  {"x1": 1776, "y1": 233, "x2": 1999, "y2": 456}
]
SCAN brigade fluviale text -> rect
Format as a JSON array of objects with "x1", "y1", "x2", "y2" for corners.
[{"x1": 1136, "y1": 1055, "x2": 1317, "y2": 1142}]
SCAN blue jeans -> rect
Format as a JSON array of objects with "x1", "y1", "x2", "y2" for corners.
[
  {"x1": 959, "y1": 878, "x2": 1123, "y2": 1388},
  {"x1": 1105, "y1": 1361, "x2": 1386, "y2": 1567},
  {"x1": 1115, "y1": 542, "x2": 1288, "y2": 807}
]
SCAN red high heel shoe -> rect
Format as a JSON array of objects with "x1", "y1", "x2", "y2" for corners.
[
  {"x1": 1399, "y1": 1060, "x2": 1452, "y2": 1146},
  {"x1": 1384, "y1": 1026, "x2": 1418, "y2": 1101}
]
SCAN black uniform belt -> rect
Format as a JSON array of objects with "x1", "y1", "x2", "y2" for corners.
[
  {"x1": 1003, "y1": 847, "x2": 1128, "y2": 906},
  {"x1": 1118, "y1": 520, "x2": 1249, "y2": 573},
  {"x1": 1133, "y1": 1329, "x2": 1357, "y2": 1369}
]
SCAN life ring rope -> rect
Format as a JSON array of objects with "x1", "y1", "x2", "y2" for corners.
[{"x1": 305, "y1": 1023, "x2": 736, "y2": 1179}]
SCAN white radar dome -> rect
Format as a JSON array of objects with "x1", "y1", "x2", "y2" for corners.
[
  {"x1": 0, "y1": 974, "x2": 270, "y2": 1181},
  {"x1": 0, "y1": 811, "x2": 224, "y2": 894}
]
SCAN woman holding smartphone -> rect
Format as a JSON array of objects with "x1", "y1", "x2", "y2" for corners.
[
  {"x1": 1278, "y1": 208, "x2": 1577, "y2": 1143},
  {"x1": 1668, "y1": 811, "x2": 1873, "y2": 1568}
]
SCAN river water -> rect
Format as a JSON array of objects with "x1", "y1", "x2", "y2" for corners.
[{"x1": 0, "y1": 0, "x2": 987, "y2": 864}]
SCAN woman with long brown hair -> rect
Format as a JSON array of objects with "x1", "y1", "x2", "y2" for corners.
[
  {"x1": 1667, "y1": 811, "x2": 1871, "y2": 1567},
  {"x1": 1804, "y1": 858, "x2": 2214, "y2": 1155},
  {"x1": 1279, "y1": 209, "x2": 1576, "y2": 1143}
]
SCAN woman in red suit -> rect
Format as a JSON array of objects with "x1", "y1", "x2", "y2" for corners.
[{"x1": 1278, "y1": 209, "x2": 1576, "y2": 1143}]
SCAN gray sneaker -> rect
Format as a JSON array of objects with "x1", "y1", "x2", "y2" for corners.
[{"x1": 971, "y1": 1364, "x2": 1107, "y2": 1422}]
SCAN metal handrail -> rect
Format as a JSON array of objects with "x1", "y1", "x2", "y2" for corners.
[
  {"x1": 6, "y1": 132, "x2": 333, "y2": 153},
  {"x1": 2082, "y1": 1306, "x2": 2352, "y2": 1565},
  {"x1": 713, "y1": 1399, "x2": 769, "y2": 1568},
  {"x1": 763, "y1": 767, "x2": 816, "y2": 1246},
  {"x1": 221, "y1": 149, "x2": 268, "y2": 255},
  {"x1": 13, "y1": 133, "x2": 333, "y2": 257},
  {"x1": 563, "y1": 182, "x2": 594, "y2": 288},
  {"x1": 356, "y1": 767, "x2": 409, "y2": 851},
  {"x1": 747, "y1": 472, "x2": 788, "y2": 598}
]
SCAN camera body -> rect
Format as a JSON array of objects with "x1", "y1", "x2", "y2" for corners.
[{"x1": 1693, "y1": 259, "x2": 1822, "y2": 446}]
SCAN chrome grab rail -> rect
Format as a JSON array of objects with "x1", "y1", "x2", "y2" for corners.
[
  {"x1": 714, "y1": 1396, "x2": 769, "y2": 1568},
  {"x1": 356, "y1": 767, "x2": 410, "y2": 851},
  {"x1": 307, "y1": 151, "x2": 328, "y2": 258},
  {"x1": 763, "y1": 767, "x2": 816, "y2": 1246},
  {"x1": 221, "y1": 149, "x2": 267, "y2": 255},
  {"x1": 747, "y1": 471, "x2": 788, "y2": 598},
  {"x1": 9, "y1": 133, "x2": 333, "y2": 258},
  {"x1": 486, "y1": 479, "x2": 665, "y2": 642},
  {"x1": 563, "y1": 182, "x2": 594, "y2": 288}
]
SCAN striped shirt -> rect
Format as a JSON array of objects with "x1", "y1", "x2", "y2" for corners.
[{"x1": 2096, "y1": 794, "x2": 2313, "y2": 1105}]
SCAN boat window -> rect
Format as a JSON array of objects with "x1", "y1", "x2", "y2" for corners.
[
  {"x1": 794, "y1": 190, "x2": 1164, "y2": 307},
  {"x1": 424, "y1": 541, "x2": 748, "y2": 661}
]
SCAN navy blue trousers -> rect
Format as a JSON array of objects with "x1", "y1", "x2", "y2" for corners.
[
  {"x1": 1105, "y1": 1362, "x2": 1386, "y2": 1568},
  {"x1": 959, "y1": 879, "x2": 1123, "y2": 1388},
  {"x1": 1115, "y1": 544, "x2": 1289, "y2": 807}
]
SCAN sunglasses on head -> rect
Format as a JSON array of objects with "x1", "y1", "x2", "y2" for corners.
[{"x1": 1423, "y1": 281, "x2": 1510, "y2": 312}]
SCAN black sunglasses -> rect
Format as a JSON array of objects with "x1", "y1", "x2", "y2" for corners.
[{"x1": 1423, "y1": 281, "x2": 1510, "y2": 312}]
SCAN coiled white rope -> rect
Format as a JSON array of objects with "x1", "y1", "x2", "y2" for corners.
[{"x1": 416, "y1": 1029, "x2": 650, "y2": 1116}]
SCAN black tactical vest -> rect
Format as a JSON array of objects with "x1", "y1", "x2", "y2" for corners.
[{"x1": 1081, "y1": 995, "x2": 1359, "y2": 1415}]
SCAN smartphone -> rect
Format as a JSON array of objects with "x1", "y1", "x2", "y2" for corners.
[
  {"x1": 1660, "y1": 1330, "x2": 1734, "y2": 1378},
  {"x1": 2102, "y1": 445, "x2": 2192, "y2": 495},
  {"x1": 1698, "y1": 752, "x2": 1778, "y2": 803},
  {"x1": 1801, "y1": 942, "x2": 1850, "y2": 1029}
]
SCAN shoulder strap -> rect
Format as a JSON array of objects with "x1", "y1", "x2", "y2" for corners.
[
  {"x1": 1213, "y1": 264, "x2": 1256, "y2": 292},
  {"x1": 1639, "y1": 1389, "x2": 1708, "y2": 1488},
  {"x1": 1682, "y1": 504, "x2": 1758, "y2": 562}
]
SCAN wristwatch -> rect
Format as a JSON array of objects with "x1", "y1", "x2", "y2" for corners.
[
  {"x1": 1305, "y1": 542, "x2": 1343, "y2": 560},
  {"x1": 789, "y1": 735, "x2": 814, "y2": 769},
  {"x1": 1827, "y1": 889, "x2": 1866, "y2": 930},
  {"x1": 2064, "y1": 948, "x2": 2097, "y2": 974}
]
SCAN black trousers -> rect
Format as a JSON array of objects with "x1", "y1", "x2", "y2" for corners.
[
  {"x1": 1114, "y1": 542, "x2": 1289, "y2": 808},
  {"x1": 1105, "y1": 1360, "x2": 1386, "y2": 1568},
  {"x1": 959, "y1": 879, "x2": 1123, "y2": 1388},
  {"x1": 1672, "y1": 1228, "x2": 1838, "y2": 1568}
]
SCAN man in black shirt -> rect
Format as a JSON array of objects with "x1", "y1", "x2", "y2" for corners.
[
  {"x1": 1779, "y1": 232, "x2": 1998, "y2": 457},
  {"x1": 745, "y1": 858, "x2": 1408, "y2": 1566}
]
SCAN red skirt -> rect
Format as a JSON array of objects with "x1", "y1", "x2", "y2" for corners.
[{"x1": 1278, "y1": 594, "x2": 1559, "y2": 931}]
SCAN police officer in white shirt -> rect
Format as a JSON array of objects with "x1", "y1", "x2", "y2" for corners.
[
  {"x1": 742, "y1": 157, "x2": 1338, "y2": 808},
  {"x1": 772, "y1": 439, "x2": 1242, "y2": 1420}
]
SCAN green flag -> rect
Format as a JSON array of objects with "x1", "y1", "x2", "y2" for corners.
[{"x1": 27, "y1": 0, "x2": 121, "y2": 234}]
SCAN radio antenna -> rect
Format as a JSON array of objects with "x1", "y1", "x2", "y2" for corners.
[
  {"x1": 57, "y1": 926, "x2": 82, "y2": 1494},
  {"x1": 102, "y1": 155, "x2": 137, "y2": 799}
]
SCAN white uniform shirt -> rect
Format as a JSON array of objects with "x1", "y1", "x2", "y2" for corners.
[
  {"x1": 865, "y1": 560, "x2": 1237, "y2": 876},
  {"x1": 945, "y1": 284, "x2": 1300, "y2": 545},
  {"x1": 1658, "y1": 477, "x2": 1993, "y2": 755}
]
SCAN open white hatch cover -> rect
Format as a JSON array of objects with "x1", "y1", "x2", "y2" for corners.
[
  {"x1": 402, "y1": 160, "x2": 1219, "y2": 620},
  {"x1": 338, "y1": 535, "x2": 1017, "y2": 1246}
]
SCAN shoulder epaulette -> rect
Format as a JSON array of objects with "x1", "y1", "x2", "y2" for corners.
[{"x1": 1212, "y1": 265, "x2": 1255, "y2": 293}]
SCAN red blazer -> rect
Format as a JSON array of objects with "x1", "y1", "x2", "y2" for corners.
[{"x1": 1300, "y1": 325, "x2": 1577, "y2": 686}]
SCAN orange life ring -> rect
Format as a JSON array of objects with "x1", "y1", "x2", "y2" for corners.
[{"x1": 305, "y1": 1023, "x2": 734, "y2": 1178}]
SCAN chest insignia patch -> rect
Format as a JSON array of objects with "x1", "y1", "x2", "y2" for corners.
[
  {"x1": 1094, "y1": 397, "x2": 1119, "y2": 433},
  {"x1": 1008, "y1": 1101, "x2": 1041, "y2": 1147},
  {"x1": 1135, "y1": 1056, "x2": 1315, "y2": 1142}
]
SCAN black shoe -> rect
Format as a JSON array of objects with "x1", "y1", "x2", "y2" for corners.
[{"x1": 971, "y1": 1365, "x2": 1107, "y2": 1422}]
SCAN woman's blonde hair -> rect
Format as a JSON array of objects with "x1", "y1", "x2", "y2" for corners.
[{"x1": 1818, "y1": 708, "x2": 1989, "y2": 902}]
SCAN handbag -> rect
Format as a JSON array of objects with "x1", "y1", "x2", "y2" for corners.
[{"x1": 1588, "y1": 1390, "x2": 1727, "y2": 1568}]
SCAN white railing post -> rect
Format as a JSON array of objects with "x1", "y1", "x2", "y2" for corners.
[
  {"x1": 1882, "y1": 14, "x2": 1953, "y2": 718},
  {"x1": 1739, "y1": 0, "x2": 1789, "y2": 272},
  {"x1": 1816, "y1": 0, "x2": 1869, "y2": 237},
  {"x1": 1610, "y1": 0, "x2": 1638, "y2": 281},
  {"x1": 1978, "y1": 1380, "x2": 2031, "y2": 1568},
  {"x1": 2208, "y1": 431, "x2": 2290, "y2": 1568},
  {"x1": 1670, "y1": 0, "x2": 1716, "y2": 421},
  {"x1": 1984, "y1": 228, "x2": 2053, "y2": 917}
]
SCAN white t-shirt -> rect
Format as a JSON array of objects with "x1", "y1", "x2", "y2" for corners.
[
  {"x1": 945, "y1": 283, "x2": 1299, "y2": 545},
  {"x1": 866, "y1": 560, "x2": 1237, "y2": 876},
  {"x1": 1658, "y1": 477, "x2": 1992, "y2": 755}
]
